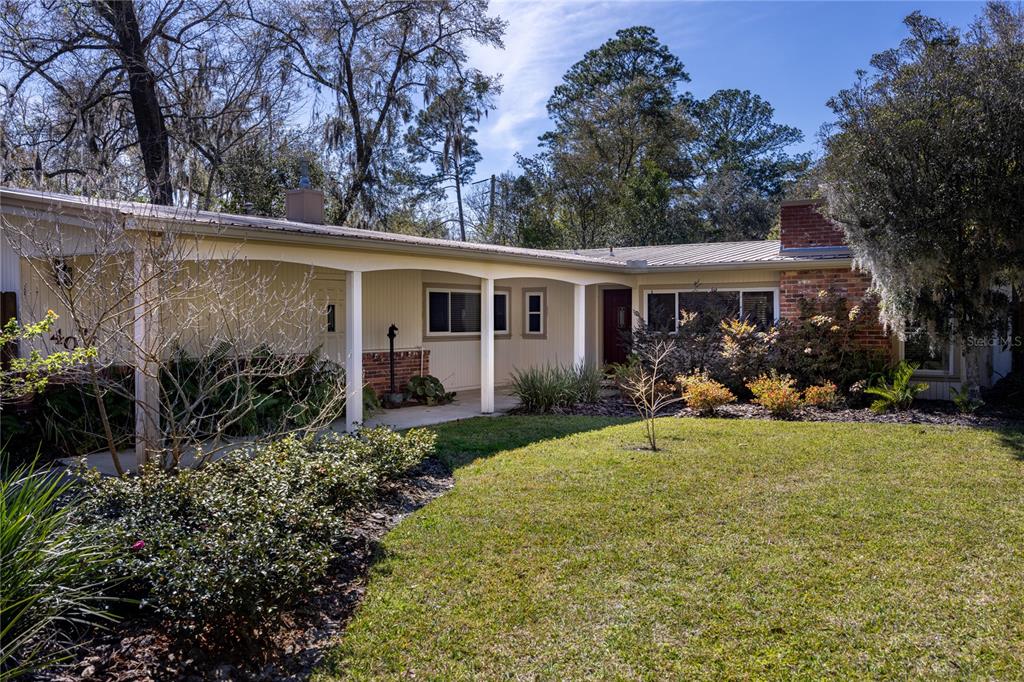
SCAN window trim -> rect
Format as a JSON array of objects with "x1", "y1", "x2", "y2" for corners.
[
  {"x1": 641, "y1": 286, "x2": 781, "y2": 333},
  {"x1": 522, "y1": 288, "x2": 547, "y2": 339},
  {"x1": 423, "y1": 285, "x2": 510, "y2": 339},
  {"x1": 898, "y1": 334, "x2": 956, "y2": 377}
]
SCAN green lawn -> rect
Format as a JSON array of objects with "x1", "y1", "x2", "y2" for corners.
[{"x1": 318, "y1": 417, "x2": 1024, "y2": 680}]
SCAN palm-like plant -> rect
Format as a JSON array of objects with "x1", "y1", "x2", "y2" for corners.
[
  {"x1": 864, "y1": 361, "x2": 929, "y2": 413},
  {"x1": 1, "y1": 460, "x2": 116, "y2": 680}
]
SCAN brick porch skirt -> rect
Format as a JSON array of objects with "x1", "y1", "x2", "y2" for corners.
[{"x1": 363, "y1": 349, "x2": 430, "y2": 396}]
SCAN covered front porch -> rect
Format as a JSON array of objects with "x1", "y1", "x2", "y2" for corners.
[{"x1": 316, "y1": 266, "x2": 636, "y2": 432}]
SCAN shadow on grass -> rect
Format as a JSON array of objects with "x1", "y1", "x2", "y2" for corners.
[
  {"x1": 427, "y1": 414, "x2": 638, "y2": 471},
  {"x1": 994, "y1": 427, "x2": 1024, "y2": 461}
]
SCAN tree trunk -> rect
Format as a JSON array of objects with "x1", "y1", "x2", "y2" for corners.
[
  {"x1": 87, "y1": 362, "x2": 126, "y2": 477},
  {"x1": 1012, "y1": 283, "x2": 1023, "y2": 374},
  {"x1": 338, "y1": 167, "x2": 368, "y2": 225},
  {"x1": 454, "y1": 158, "x2": 466, "y2": 241},
  {"x1": 101, "y1": 1, "x2": 174, "y2": 206},
  {"x1": 962, "y1": 342, "x2": 986, "y2": 398},
  {"x1": 488, "y1": 174, "x2": 496, "y2": 237}
]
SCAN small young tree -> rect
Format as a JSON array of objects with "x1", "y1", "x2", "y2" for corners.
[
  {"x1": 621, "y1": 339, "x2": 683, "y2": 451},
  {"x1": 5, "y1": 202, "x2": 346, "y2": 475}
]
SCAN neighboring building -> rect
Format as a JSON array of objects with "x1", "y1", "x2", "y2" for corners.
[{"x1": 1, "y1": 187, "x2": 1010, "y2": 437}]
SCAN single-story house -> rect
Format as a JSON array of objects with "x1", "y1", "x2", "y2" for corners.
[{"x1": 1, "y1": 186, "x2": 1012, "y2": 455}]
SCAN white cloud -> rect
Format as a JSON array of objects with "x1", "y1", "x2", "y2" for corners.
[
  {"x1": 467, "y1": 1, "x2": 627, "y2": 172},
  {"x1": 466, "y1": 0, "x2": 711, "y2": 178}
]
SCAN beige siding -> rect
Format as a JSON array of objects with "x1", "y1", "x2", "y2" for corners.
[
  {"x1": 361, "y1": 270, "x2": 424, "y2": 351},
  {"x1": 423, "y1": 277, "x2": 577, "y2": 390},
  {"x1": 427, "y1": 340, "x2": 479, "y2": 390},
  {"x1": 496, "y1": 279, "x2": 575, "y2": 385},
  {"x1": 17, "y1": 256, "x2": 322, "y2": 362}
]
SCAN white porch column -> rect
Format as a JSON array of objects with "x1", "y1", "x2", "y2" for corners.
[
  {"x1": 480, "y1": 276, "x2": 495, "y2": 414},
  {"x1": 573, "y1": 283, "x2": 586, "y2": 368},
  {"x1": 631, "y1": 284, "x2": 642, "y2": 331},
  {"x1": 133, "y1": 249, "x2": 160, "y2": 469},
  {"x1": 345, "y1": 271, "x2": 363, "y2": 431}
]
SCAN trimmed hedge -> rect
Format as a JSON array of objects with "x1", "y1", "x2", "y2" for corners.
[{"x1": 72, "y1": 427, "x2": 435, "y2": 636}]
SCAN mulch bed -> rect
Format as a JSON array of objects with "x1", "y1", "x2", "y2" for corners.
[
  {"x1": 549, "y1": 396, "x2": 1024, "y2": 430},
  {"x1": 680, "y1": 401, "x2": 1024, "y2": 429},
  {"x1": 42, "y1": 459, "x2": 454, "y2": 682}
]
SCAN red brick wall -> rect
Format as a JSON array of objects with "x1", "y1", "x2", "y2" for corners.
[
  {"x1": 780, "y1": 201, "x2": 846, "y2": 250},
  {"x1": 780, "y1": 268, "x2": 891, "y2": 354},
  {"x1": 362, "y1": 349, "x2": 429, "y2": 396}
]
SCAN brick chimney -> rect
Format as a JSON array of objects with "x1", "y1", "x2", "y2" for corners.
[
  {"x1": 779, "y1": 199, "x2": 846, "y2": 251},
  {"x1": 285, "y1": 188, "x2": 324, "y2": 224},
  {"x1": 285, "y1": 159, "x2": 324, "y2": 224}
]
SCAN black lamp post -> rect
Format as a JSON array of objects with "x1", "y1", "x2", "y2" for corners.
[{"x1": 387, "y1": 323, "x2": 399, "y2": 397}]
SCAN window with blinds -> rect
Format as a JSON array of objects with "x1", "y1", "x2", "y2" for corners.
[
  {"x1": 646, "y1": 289, "x2": 777, "y2": 332},
  {"x1": 426, "y1": 289, "x2": 508, "y2": 335}
]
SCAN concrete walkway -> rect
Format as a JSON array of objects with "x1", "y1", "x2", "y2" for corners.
[
  {"x1": 64, "y1": 387, "x2": 519, "y2": 475},
  {"x1": 360, "y1": 386, "x2": 518, "y2": 430}
]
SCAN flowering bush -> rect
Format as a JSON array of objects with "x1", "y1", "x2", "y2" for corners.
[
  {"x1": 747, "y1": 371, "x2": 802, "y2": 418},
  {"x1": 678, "y1": 372, "x2": 736, "y2": 415},
  {"x1": 803, "y1": 382, "x2": 840, "y2": 409},
  {"x1": 775, "y1": 289, "x2": 887, "y2": 391},
  {"x1": 73, "y1": 427, "x2": 435, "y2": 639}
]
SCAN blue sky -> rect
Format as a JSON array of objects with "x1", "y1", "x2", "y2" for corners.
[{"x1": 464, "y1": 0, "x2": 985, "y2": 181}]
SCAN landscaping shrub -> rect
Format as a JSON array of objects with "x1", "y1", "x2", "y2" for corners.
[
  {"x1": 21, "y1": 374, "x2": 133, "y2": 464},
  {"x1": 72, "y1": 427, "x2": 435, "y2": 640},
  {"x1": 163, "y1": 344, "x2": 346, "y2": 437},
  {"x1": 719, "y1": 318, "x2": 777, "y2": 391},
  {"x1": 628, "y1": 306, "x2": 731, "y2": 382},
  {"x1": 775, "y1": 289, "x2": 887, "y2": 391},
  {"x1": 573, "y1": 363, "x2": 604, "y2": 404},
  {"x1": 5, "y1": 346, "x2": 349, "y2": 465},
  {"x1": 984, "y1": 369, "x2": 1023, "y2": 407},
  {"x1": 406, "y1": 375, "x2": 455, "y2": 406},
  {"x1": 950, "y1": 385, "x2": 983, "y2": 414},
  {"x1": 606, "y1": 356, "x2": 639, "y2": 397},
  {"x1": 747, "y1": 371, "x2": 802, "y2": 418},
  {"x1": 677, "y1": 372, "x2": 736, "y2": 415},
  {"x1": 803, "y1": 381, "x2": 840, "y2": 409},
  {"x1": 510, "y1": 363, "x2": 601, "y2": 413},
  {"x1": 1, "y1": 459, "x2": 116, "y2": 679},
  {"x1": 864, "y1": 361, "x2": 928, "y2": 413}
]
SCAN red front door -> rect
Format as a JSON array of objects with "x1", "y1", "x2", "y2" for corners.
[{"x1": 602, "y1": 289, "x2": 632, "y2": 366}]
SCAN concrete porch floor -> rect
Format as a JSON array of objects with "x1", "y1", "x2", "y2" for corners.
[
  {"x1": 63, "y1": 387, "x2": 518, "y2": 476},
  {"x1": 359, "y1": 386, "x2": 518, "y2": 431}
]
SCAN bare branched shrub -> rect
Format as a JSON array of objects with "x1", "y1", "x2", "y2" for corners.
[
  {"x1": 621, "y1": 340, "x2": 683, "y2": 451},
  {"x1": 5, "y1": 200, "x2": 346, "y2": 474}
]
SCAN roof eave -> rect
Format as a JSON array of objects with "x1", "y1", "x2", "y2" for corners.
[
  {"x1": 1, "y1": 187, "x2": 856, "y2": 274},
  {"x1": 630, "y1": 257, "x2": 854, "y2": 273}
]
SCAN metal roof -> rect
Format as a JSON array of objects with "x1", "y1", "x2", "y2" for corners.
[
  {"x1": 563, "y1": 241, "x2": 850, "y2": 267},
  {"x1": 1, "y1": 187, "x2": 850, "y2": 271}
]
